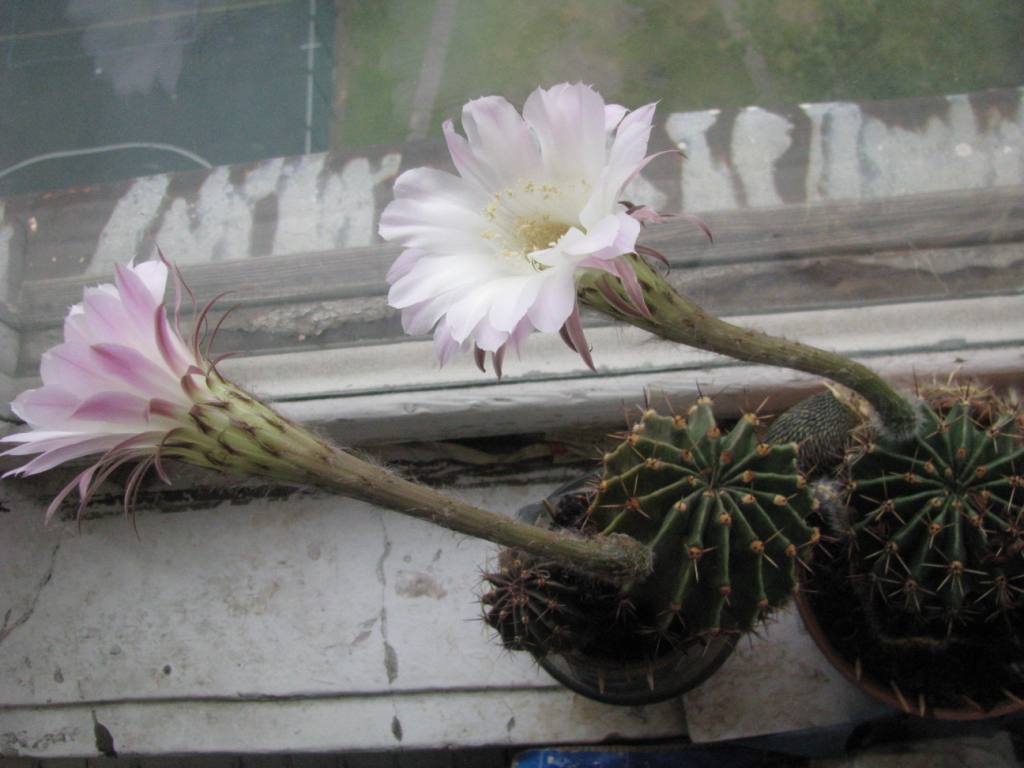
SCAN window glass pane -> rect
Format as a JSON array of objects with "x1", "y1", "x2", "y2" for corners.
[
  {"x1": 1, "y1": 0, "x2": 336, "y2": 197},
  {"x1": 1, "y1": 0, "x2": 1021, "y2": 407}
]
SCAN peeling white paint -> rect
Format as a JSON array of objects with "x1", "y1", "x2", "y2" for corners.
[
  {"x1": 272, "y1": 153, "x2": 401, "y2": 253},
  {"x1": 86, "y1": 152, "x2": 402, "y2": 276},
  {"x1": 857, "y1": 100, "x2": 993, "y2": 198},
  {"x1": 666, "y1": 109, "x2": 737, "y2": 212},
  {"x1": 87, "y1": 175, "x2": 171, "y2": 276},
  {"x1": 803, "y1": 101, "x2": 863, "y2": 202},
  {"x1": 243, "y1": 156, "x2": 286, "y2": 199},
  {"x1": 153, "y1": 166, "x2": 255, "y2": 264},
  {"x1": 732, "y1": 107, "x2": 791, "y2": 207},
  {"x1": 665, "y1": 87, "x2": 1024, "y2": 211}
]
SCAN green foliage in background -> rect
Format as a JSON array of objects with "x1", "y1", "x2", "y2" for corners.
[
  {"x1": 742, "y1": 0, "x2": 1024, "y2": 103},
  {"x1": 335, "y1": 0, "x2": 1024, "y2": 150}
]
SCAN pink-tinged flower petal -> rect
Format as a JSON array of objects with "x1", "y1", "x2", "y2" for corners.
[
  {"x1": 609, "y1": 103, "x2": 657, "y2": 176},
  {"x1": 10, "y1": 388, "x2": 80, "y2": 427},
  {"x1": 611, "y1": 258, "x2": 651, "y2": 317},
  {"x1": 1, "y1": 429, "x2": 74, "y2": 445},
  {"x1": 81, "y1": 289, "x2": 136, "y2": 346},
  {"x1": 561, "y1": 303, "x2": 596, "y2": 371},
  {"x1": 492, "y1": 344, "x2": 507, "y2": 379},
  {"x1": 380, "y1": 198, "x2": 484, "y2": 255},
  {"x1": 379, "y1": 169, "x2": 489, "y2": 254},
  {"x1": 44, "y1": 466, "x2": 95, "y2": 524},
  {"x1": 445, "y1": 286, "x2": 502, "y2": 344},
  {"x1": 115, "y1": 262, "x2": 160, "y2": 321},
  {"x1": 596, "y1": 213, "x2": 642, "y2": 261},
  {"x1": 442, "y1": 120, "x2": 489, "y2": 192},
  {"x1": 580, "y1": 102, "x2": 657, "y2": 227},
  {"x1": 1, "y1": 432, "x2": 90, "y2": 454},
  {"x1": 131, "y1": 259, "x2": 170, "y2": 305},
  {"x1": 432, "y1": 319, "x2": 467, "y2": 367},
  {"x1": 2, "y1": 434, "x2": 136, "y2": 478},
  {"x1": 523, "y1": 83, "x2": 607, "y2": 183},
  {"x1": 471, "y1": 317, "x2": 509, "y2": 353},
  {"x1": 90, "y1": 343, "x2": 180, "y2": 400},
  {"x1": 458, "y1": 95, "x2": 541, "y2": 189},
  {"x1": 388, "y1": 254, "x2": 496, "y2": 310},
  {"x1": 562, "y1": 213, "x2": 641, "y2": 261},
  {"x1": 487, "y1": 275, "x2": 542, "y2": 333},
  {"x1": 503, "y1": 320, "x2": 532, "y2": 359},
  {"x1": 148, "y1": 398, "x2": 185, "y2": 420},
  {"x1": 537, "y1": 214, "x2": 640, "y2": 269},
  {"x1": 400, "y1": 291, "x2": 457, "y2": 336},
  {"x1": 63, "y1": 309, "x2": 91, "y2": 345},
  {"x1": 628, "y1": 205, "x2": 667, "y2": 224},
  {"x1": 40, "y1": 343, "x2": 125, "y2": 393},
  {"x1": 604, "y1": 103, "x2": 628, "y2": 131},
  {"x1": 72, "y1": 391, "x2": 152, "y2": 424},
  {"x1": 155, "y1": 307, "x2": 193, "y2": 373},
  {"x1": 386, "y1": 248, "x2": 427, "y2": 283},
  {"x1": 525, "y1": 267, "x2": 577, "y2": 333},
  {"x1": 562, "y1": 215, "x2": 621, "y2": 256}
]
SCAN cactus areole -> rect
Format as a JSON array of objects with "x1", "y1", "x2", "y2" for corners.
[{"x1": 484, "y1": 399, "x2": 819, "y2": 700}]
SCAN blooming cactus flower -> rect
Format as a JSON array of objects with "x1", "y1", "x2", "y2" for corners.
[
  {"x1": 1, "y1": 259, "x2": 327, "y2": 523},
  {"x1": 0, "y1": 258, "x2": 653, "y2": 580},
  {"x1": 380, "y1": 82, "x2": 669, "y2": 374}
]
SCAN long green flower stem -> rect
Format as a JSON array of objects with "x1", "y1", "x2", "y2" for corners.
[
  {"x1": 172, "y1": 370, "x2": 653, "y2": 584},
  {"x1": 578, "y1": 255, "x2": 918, "y2": 439}
]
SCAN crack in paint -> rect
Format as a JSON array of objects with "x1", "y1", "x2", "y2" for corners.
[
  {"x1": 0, "y1": 541, "x2": 60, "y2": 647},
  {"x1": 376, "y1": 517, "x2": 399, "y2": 685}
]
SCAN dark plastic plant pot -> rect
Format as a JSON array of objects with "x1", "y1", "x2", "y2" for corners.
[
  {"x1": 512, "y1": 472, "x2": 736, "y2": 706},
  {"x1": 537, "y1": 631, "x2": 736, "y2": 706}
]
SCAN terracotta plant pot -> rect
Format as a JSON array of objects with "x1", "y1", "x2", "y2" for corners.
[
  {"x1": 505, "y1": 473, "x2": 736, "y2": 706},
  {"x1": 796, "y1": 551, "x2": 1024, "y2": 721}
]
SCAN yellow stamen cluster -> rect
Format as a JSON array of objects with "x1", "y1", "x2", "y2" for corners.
[{"x1": 479, "y1": 178, "x2": 590, "y2": 270}]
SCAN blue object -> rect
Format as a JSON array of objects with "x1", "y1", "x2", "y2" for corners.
[{"x1": 513, "y1": 745, "x2": 768, "y2": 768}]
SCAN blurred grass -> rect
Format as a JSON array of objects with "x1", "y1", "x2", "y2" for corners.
[
  {"x1": 334, "y1": 0, "x2": 434, "y2": 147},
  {"x1": 741, "y1": 0, "x2": 1024, "y2": 103},
  {"x1": 333, "y1": 0, "x2": 1024, "y2": 150}
]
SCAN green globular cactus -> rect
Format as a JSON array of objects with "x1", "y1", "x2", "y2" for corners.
[
  {"x1": 590, "y1": 398, "x2": 819, "y2": 641},
  {"x1": 482, "y1": 398, "x2": 819, "y2": 664},
  {"x1": 846, "y1": 397, "x2": 1024, "y2": 640}
]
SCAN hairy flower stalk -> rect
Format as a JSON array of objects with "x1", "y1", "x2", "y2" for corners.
[
  {"x1": 178, "y1": 371, "x2": 651, "y2": 581},
  {"x1": 577, "y1": 254, "x2": 919, "y2": 439},
  {"x1": 2, "y1": 260, "x2": 651, "y2": 583}
]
